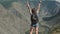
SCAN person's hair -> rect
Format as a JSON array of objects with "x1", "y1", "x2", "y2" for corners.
[{"x1": 31, "y1": 8, "x2": 36, "y2": 14}]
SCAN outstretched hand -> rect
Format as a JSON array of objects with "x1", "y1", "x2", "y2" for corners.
[{"x1": 39, "y1": 0, "x2": 42, "y2": 4}]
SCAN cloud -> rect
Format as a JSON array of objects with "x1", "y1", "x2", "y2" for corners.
[{"x1": 56, "y1": 0, "x2": 60, "y2": 2}]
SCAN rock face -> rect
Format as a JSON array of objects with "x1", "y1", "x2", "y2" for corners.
[{"x1": 0, "y1": 0, "x2": 60, "y2": 34}]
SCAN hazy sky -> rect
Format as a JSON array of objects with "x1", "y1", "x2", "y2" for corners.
[{"x1": 56, "y1": 0, "x2": 60, "y2": 2}]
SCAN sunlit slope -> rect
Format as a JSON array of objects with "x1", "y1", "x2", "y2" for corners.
[{"x1": 0, "y1": 2, "x2": 31, "y2": 34}]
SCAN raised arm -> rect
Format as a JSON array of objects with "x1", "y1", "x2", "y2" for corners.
[
  {"x1": 36, "y1": 1, "x2": 41, "y2": 13},
  {"x1": 27, "y1": 1, "x2": 32, "y2": 14}
]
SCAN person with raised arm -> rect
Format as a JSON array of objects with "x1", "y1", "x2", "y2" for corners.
[{"x1": 26, "y1": 1, "x2": 41, "y2": 34}]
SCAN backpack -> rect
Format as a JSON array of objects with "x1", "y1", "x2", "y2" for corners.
[{"x1": 31, "y1": 14, "x2": 39, "y2": 23}]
